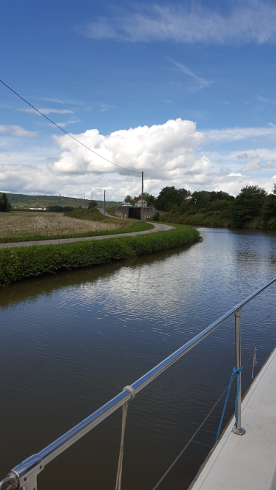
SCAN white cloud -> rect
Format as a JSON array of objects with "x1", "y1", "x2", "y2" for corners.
[
  {"x1": 19, "y1": 108, "x2": 73, "y2": 115},
  {"x1": 29, "y1": 96, "x2": 84, "y2": 105},
  {"x1": 0, "y1": 125, "x2": 37, "y2": 137},
  {"x1": 236, "y1": 152, "x2": 248, "y2": 159},
  {"x1": 240, "y1": 155, "x2": 262, "y2": 172},
  {"x1": 84, "y1": 17, "x2": 117, "y2": 39},
  {"x1": 49, "y1": 119, "x2": 206, "y2": 178},
  {"x1": 262, "y1": 159, "x2": 274, "y2": 169},
  {"x1": 83, "y1": 2, "x2": 276, "y2": 44},
  {"x1": 256, "y1": 95, "x2": 276, "y2": 105},
  {"x1": 169, "y1": 60, "x2": 210, "y2": 89},
  {"x1": 1, "y1": 119, "x2": 276, "y2": 199},
  {"x1": 204, "y1": 124, "x2": 276, "y2": 142},
  {"x1": 48, "y1": 118, "x2": 80, "y2": 128}
]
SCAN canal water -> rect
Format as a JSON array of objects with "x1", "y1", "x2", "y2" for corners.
[{"x1": 0, "y1": 228, "x2": 276, "y2": 490}]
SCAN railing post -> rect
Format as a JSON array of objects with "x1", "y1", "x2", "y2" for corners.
[{"x1": 233, "y1": 308, "x2": 245, "y2": 435}]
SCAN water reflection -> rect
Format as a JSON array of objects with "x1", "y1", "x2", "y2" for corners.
[{"x1": 0, "y1": 229, "x2": 276, "y2": 490}]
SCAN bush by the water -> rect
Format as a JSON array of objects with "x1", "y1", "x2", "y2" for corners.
[
  {"x1": 157, "y1": 185, "x2": 276, "y2": 229},
  {"x1": 0, "y1": 225, "x2": 200, "y2": 286}
]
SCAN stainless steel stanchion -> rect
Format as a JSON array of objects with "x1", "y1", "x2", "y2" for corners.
[{"x1": 233, "y1": 308, "x2": 245, "y2": 435}]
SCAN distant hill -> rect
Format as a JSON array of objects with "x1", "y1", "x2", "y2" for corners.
[{"x1": 3, "y1": 193, "x2": 121, "y2": 209}]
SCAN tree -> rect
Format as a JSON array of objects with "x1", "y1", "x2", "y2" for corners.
[
  {"x1": 231, "y1": 185, "x2": 267, "y2": 227},
  {"x1": 261, "y1": 183, "x2": 276, "y2": 225},
  {"x1": 124, "y1": 195, "x2": 133, "y2": 204},
  {"x1": 88, "y1": 200, "x2": 98, "y2": 209},
  {"x1": 156, "y1": 186, "x2": 188, "y2": 211},
  {"x1": 0, "y1": 193, "x2": 12, "y2": 212},
  {"x1": 209, "y1": 191, "x2": 234, "y2": 202},
  {"x1": 191, "y1": 190, "x2": 210, "y2": 209},
  {"x1": 141, "y1": 192, "x2": 156, "y2": 207}
]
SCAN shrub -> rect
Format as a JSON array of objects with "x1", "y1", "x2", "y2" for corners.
[
  {"x1": 152, "y1": 211, "x2": 160, "y2": 221},
  {"x1": 0, "y1": 226, "x2": 200, "y2": 285}
]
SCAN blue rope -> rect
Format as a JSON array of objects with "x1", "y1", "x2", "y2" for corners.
[{"x1": 216, "y1": 366, "x2": 243, "y2": 441}]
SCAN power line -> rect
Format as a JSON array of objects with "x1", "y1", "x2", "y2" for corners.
[{"x1": 0, "y1": 79, "x2": 141, "y2": 176}]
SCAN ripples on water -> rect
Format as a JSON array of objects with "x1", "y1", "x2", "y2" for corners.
[{"x1": 0, "y1": 228, "x2": 276, "y2": 489}]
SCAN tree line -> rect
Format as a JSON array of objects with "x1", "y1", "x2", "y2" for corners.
[{"x1": 125, "y1": 184, "x2": 276, "y2": 229}]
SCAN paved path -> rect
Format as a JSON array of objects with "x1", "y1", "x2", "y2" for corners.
[
  {"x1": 0, "y1": 221, "x2": 174, "y2": 249},
  {"x1": 98, "y1": 207, "x2": 123, "y2": 219}
]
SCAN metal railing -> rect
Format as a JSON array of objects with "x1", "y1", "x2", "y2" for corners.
[{"x1": 1, "y1": 277, "x2": 276, "y2": 490}]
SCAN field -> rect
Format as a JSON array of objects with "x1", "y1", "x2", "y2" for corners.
[
  {"x1": 0, "y1": 209, "x2": 153, "y2": 243},
  {"x1": 0, "y1": 211, "x2": 120, "y2": 241}
]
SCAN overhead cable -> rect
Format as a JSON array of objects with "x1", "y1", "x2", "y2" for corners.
[{"x1": 0, "y1": 79, "x2": 140, "y2": 175}]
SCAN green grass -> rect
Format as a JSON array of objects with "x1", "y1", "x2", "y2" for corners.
[
  {"x1": 0, "y1": 224, "x2": 200, "y2": 285},
  {"x1": 104, "y1": 207, "x2": 118, "y2": 217}
]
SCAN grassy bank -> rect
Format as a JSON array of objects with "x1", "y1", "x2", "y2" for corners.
[{"x1": 0, "y1": 224, "x2": 200, "y2": 286}]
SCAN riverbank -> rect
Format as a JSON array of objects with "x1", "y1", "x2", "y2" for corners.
[
  {"x1": 159, "y1": 209, "x2": 276, "y2": 230},
  {"x1": 0, "y1": 224, "x2": 200, "y2": 285}
]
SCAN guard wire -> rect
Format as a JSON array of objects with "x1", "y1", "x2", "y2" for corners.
[
  {"x1": 152, "y1": 327, "x2": 276, "y2": 490},
  {"x1": 115, "y1": 387, "x2": 135, "y2": 490},
  {"x1": 152, "y1": 377, "x2": 236, "y2": 490}
]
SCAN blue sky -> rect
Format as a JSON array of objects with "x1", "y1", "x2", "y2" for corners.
[{"x1": 0, "y1": 0, "x2": 276, "y2": 200}]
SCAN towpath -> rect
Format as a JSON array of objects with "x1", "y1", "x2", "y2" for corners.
[{"x1": 0, "y1": 219, "x2": 174, "y2": 249}]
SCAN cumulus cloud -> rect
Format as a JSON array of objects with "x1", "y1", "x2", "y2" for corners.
[
  {"x1": 82, "y1": 2, "x2": 276, "y2": 44},
  {"x1": 236, "y1": 152, "x2": 248, "y2": 159},
  {"x1": 2, "y1": 118, "x2": 276, "y2": 199},
  {"x1": 50, "y1": 119, "x2": 206, "y2": 179},
  {"x1": 0, "y1": 125, "x2": 37, "y2": 137},
  {"x1": 19, "y1": 108, "x2": 73, "y2": 115},
  {"x1": 239, "y1": 155, "x2": 262, "y2": 173}
]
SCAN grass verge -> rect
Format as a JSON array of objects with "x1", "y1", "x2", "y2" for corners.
[{"x1": 0, "y1": 224, "x2": 200, "y2": 286}]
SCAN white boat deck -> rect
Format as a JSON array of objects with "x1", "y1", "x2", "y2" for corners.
[{"x1": 190, "y1": 347, "x2": 276, "y2": 490}]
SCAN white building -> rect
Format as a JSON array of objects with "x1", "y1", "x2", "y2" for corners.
[
  {"x1": 184, "y1": 194, "x2": 193, "y2": 202},
  {"x1": 135, "y1": 198, "x2": 147, "y2": 208}
]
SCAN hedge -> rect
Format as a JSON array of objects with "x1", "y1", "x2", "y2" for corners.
[{"x1": 0, "y1": 225, "x2": 200, "y2": 286}]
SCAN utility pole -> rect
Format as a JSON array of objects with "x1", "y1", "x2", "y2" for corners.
[
  {"x1": 141, "y1": 171, "x2": 144, "y2": 222},
  {"x1": 104, "y1": 190, "x2": 106, "y2": 216}
]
